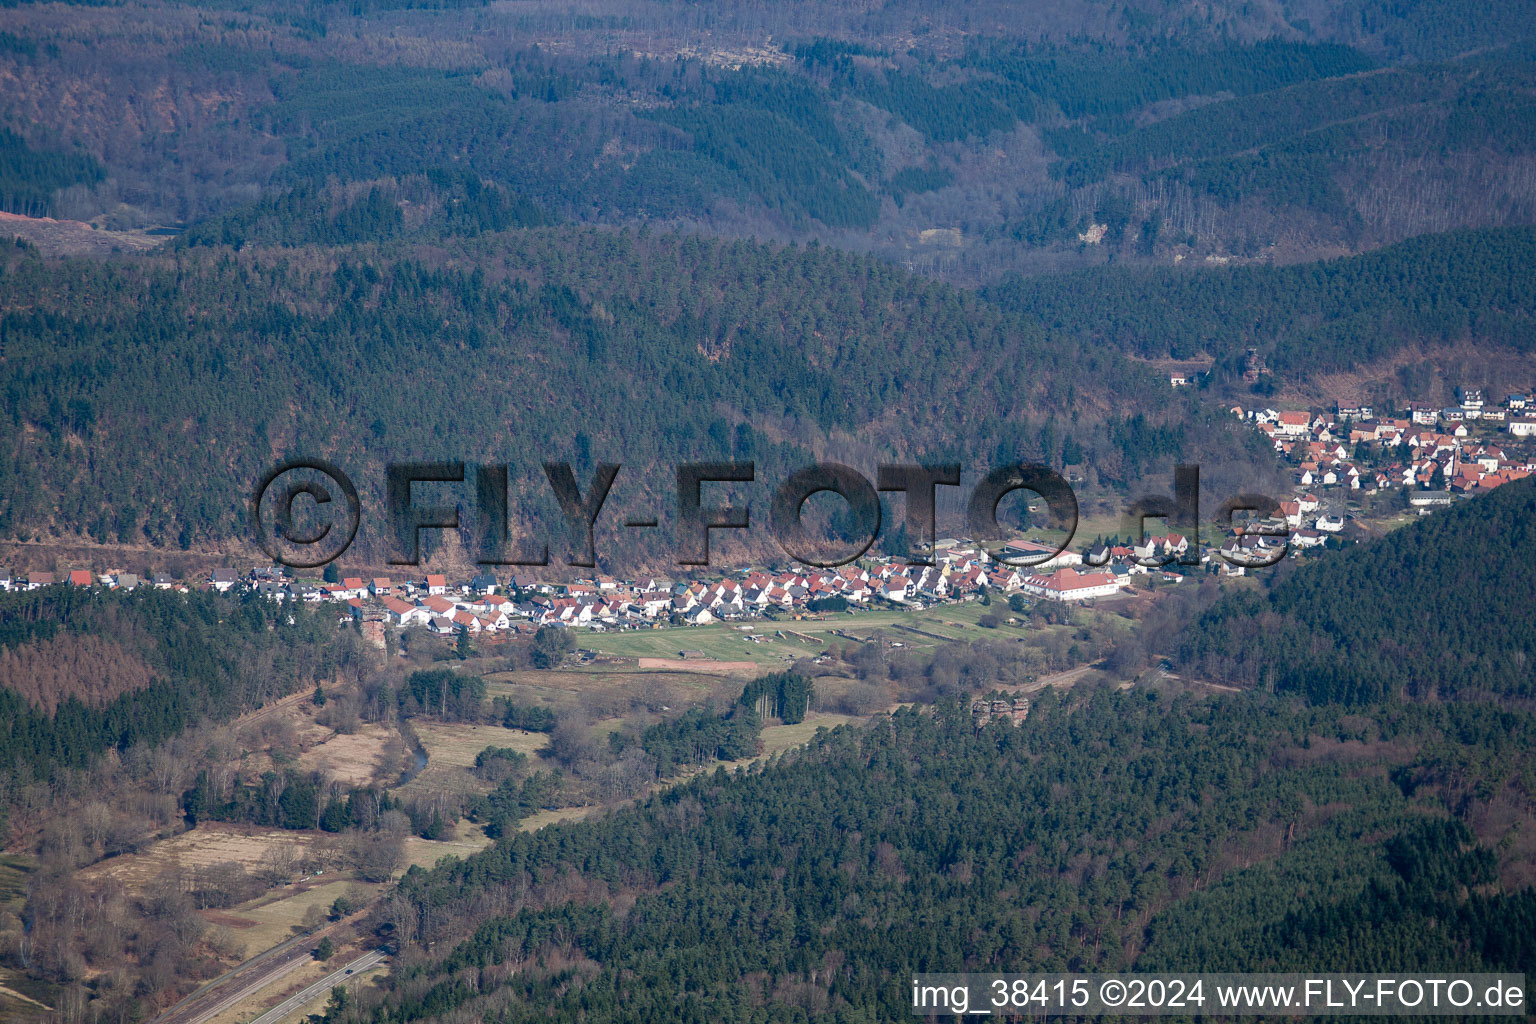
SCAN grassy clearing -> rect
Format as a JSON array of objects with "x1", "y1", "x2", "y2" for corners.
[
  {"x1": 207, "y1": 878, "x2": 365, "y2": 959},
  {"x1": 415, "y1": 722, "x2": 549, "y2": 764},
  {"x1": 398, "y1": 723, "x2": 550, "y2": 801},
  {"x1": 484, "y1": 667, "x2": 733, "y2": 715},
  {"x1": 517, "y1": 805, "x2": 602, "y2": 832},
  {"x1": 757, "y1": 712, "x2": 863, "y2": 757},
  {"x1": 0, "y1": 967, "x2": 56, "y2": 1017},
  {"x1": 580, "y1": 626, "x2": 792, "y2": 665},
  {"x1": 402, "y1": 822, "x2": 490, "y2": 869},
  {"x1": 0, "y1": 854, "x2": 31, "y2": 913},
  {"x1": 578, "y1": 603, "x2": 1012, "y2": 663}
]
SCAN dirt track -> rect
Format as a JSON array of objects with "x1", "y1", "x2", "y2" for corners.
[{"x1": 637, "y1": 657, "x2": 760, "y2": 673}]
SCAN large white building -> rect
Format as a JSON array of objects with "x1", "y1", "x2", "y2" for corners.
[{"x1": 1020, "y1": 567, "x2": 1122, "y2": 603}]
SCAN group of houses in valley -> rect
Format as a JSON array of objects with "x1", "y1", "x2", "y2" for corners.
[
  {"x1": 11, "y1": 386, "x2": 1532, "y2": 636},
  {"x1": 1236, "y1": 388, "x2": 1536, "y2": 507},
  {"x1": 323, "y1": 539, "x2": 1157, "y2": 636},
  {"x1": 2, "y1": 532, "x2": 1191, "y2": 638}
]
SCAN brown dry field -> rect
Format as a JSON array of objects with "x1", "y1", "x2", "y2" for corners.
[
  {"x1": 229, "y1": 703, "x2": 333, "y2": 774},
  {"x1": 80, "y1": 824, "x2": 315, "y2": 889},
  {"x1": 295, "y1": 724, "x2": 397, "y2": 786},
  {"x1": 413, "y1": 723, "x2": 550, "y2": 766},
  {"x1": 636, "y1": 657, "x2": 760, "y2": 673}
]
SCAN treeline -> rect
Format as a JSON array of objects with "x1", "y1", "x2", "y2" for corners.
[
  {"x1": 178, "y1": 172, "x2": 551, "y2": 250},
  {"x1": 182, "y1": 770, "x2": 402, "y2": 834},
  {"x1": 986, "y1": 225, "x2": 1536, "y2": 376},
  {"x1": 469, "y1": 770, "x2": 562, "y2": 838},
  {"x1": 808, "y1": 39, "x2": 1374, "y2": 145},
  {"x1": 5, "y1": 0, "x2": 1533, "y2": 254},
  {"x1": 960, "y1": 40, "x2": 1376, "y2": 123},
  {"x1": 630, "y1": 705, "x2": 762, "y2": 775},
  {"x1": 396, "y1": 668, "x2": 487, "y2": 722},
  {"x1": 0, "y1": 588, "x2": 358, "y2": 799},
  {"x1": 324, "y1": 692, "x2": 1536, "y2": 1023},
  {"x1": 1140, "y1": 815, "x2": 1536, "y2": 973},
  {"x1": 738, "y1": 670, "x2": 813, "y2": 724},
  {"x1": 1180, "y1": 477, "x2": 1536, "y2": 703},
  {"x1": 1054, "y1": 67, "x2": 1443, "y2": 186},
  {"x1": 0, "y1": 128, "x2": 104, "y2": 218},
  {"x1": 250, "y1": 55, "x2": 878, "y2": 231},
  {"x1": 493, "y1": 699, "x2": 557, "y2": 733}
]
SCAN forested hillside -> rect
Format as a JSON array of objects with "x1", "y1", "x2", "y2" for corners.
[
  {"x1": 1180, "y1": 476, "x2": 1536, "y2": 703},
  {"x1": 322, "y1": 692, "x2": 1536, "y2": 1023},
  {"x1": 0, "y1": 231, "x2": 1266, "y2": 562},
  {"x1": 987, "y1": 226, "x2": 1536, "y2": 388},
  {"x1": 0, "y1": 586, "x2": 362, "y2": 816},
  {"x1": 0, "y1": 0, "x2": 1533, "y2": 274}
]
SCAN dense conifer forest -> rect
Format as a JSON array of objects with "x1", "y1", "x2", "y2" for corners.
[
  {"x1": 986, "y1": 227, "x2": 1536, "y2": 377},
  {"x1": 1180, "y1": 477, "x2": 1536, "y2": 703},
  {"x1": 326, "y1": 691, "x2": 1536, "y2": 1023}
]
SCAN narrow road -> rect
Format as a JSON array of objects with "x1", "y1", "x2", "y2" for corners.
[
  {"x1": 246, "y1": 949, "x2": 388, "y2": 1024},
  {"x1": 1025, "y1": 664, "x2": 1095, "y2": 692}
]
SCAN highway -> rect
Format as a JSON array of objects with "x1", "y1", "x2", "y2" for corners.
[
  {"x1": 246, "y1": 948, "x2": 389, "y2": 1024},
  {"x1": 149, "y1": 905, "x2": 377, "y2": 1024}
]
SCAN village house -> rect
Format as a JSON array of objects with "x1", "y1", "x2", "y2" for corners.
[
  {"x1": 1274, "y1": 411, "x2": 1311, "y2": 437},
  {"x1": 1131, "y1": 534, "x2": 1188, "y2": 565},
  {"x1": 380, "y1": 596, "x2": 430, "y2": 627}
]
